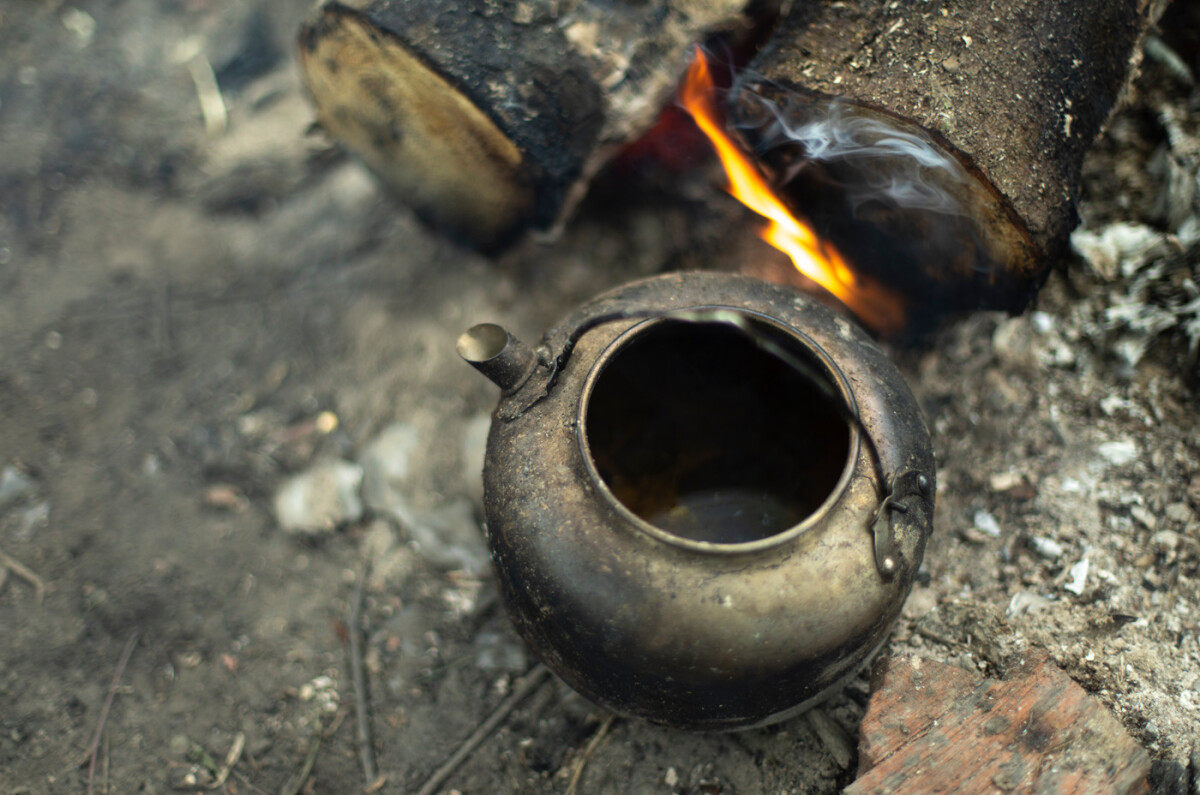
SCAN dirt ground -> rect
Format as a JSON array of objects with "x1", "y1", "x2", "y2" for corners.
[{"x1": 1, "y1": 2, "x2": 1199, "y2": 793}]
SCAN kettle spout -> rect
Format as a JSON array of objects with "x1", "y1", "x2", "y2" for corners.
[{"x1": 457, "y1": 323, "x2": 537, "y2": 392}]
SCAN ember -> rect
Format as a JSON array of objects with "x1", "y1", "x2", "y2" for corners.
[{"x1": 679, "y1": 49, "x2": 907, "y2": 335}]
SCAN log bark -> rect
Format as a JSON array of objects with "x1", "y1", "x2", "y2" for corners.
[
  {"x1": 299, "y1": 0, "x2": 751, "y2": 253},
  {"x1": 729, "y1": 0, "x2": 1167, "y2": 324}
]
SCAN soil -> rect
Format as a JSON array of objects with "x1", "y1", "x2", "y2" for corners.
[{"x1": 1, "y1": 2, "x2": 1198, "y2": 794}]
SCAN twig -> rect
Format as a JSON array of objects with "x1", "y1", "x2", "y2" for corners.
[
  {"x1": 279, "y1": 713, "x2": 324, "y2": 795},
  {"x1": 346, "y1": 566, "x2": 379, "y2": 789},
  {"x1": 804, "y1": 707, "x2": 854, "y2": 770},
  {"x1": 415, "y1": 664, "x2": 552, "y2": 795},
  {"x1": 232, "y1": 768, "x2": 270, "y2": 795},
  {"x1": 87, "y1": 630, "x2": 139, "y2": 795},
  {"x1": 207, "y1": 732, "x2": 245, "y2": 790},
  {"x1": 915, "y1": 625, "x2": 966, "y2": 649},
  {"x1": 565, "y1": 714, "x2": 616, "y2": 795},
  {"x1": 323, "y1": 705, "x2": 350, "y2": 740},
  {"x1": 0, "y1": 549, "x2": 45, "y2": 602},
  {"x1": 185, "y1": 53, "x2": 228, "y2": 137}
]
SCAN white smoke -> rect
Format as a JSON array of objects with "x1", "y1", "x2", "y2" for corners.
[{"x1": 737, "y1": 92, "x2": 971, "y2": 218}]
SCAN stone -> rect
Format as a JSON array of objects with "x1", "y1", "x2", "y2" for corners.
[
  {"x1": 1029, "y1": 536, "x2": 1064, "y2": 560},
  {"x1": 973, "y1": 510, "x2": 1002, "y2": 538},
  {"x1": 359, "y1": 422, "x2": 420, "y2": 516},
  {"x1": 1064, "y1": 558, "x2": 1090, "y2": 596},
  {"x1": 989, "y1": 472, "x2": 1023, "y2": 492},
  {"x1": 1164, "y1": 502, "x2": 1193, "y2": 524},
  {"x1": 358, "y1": 422, "x2": 489, "y2": 573},
  {"x1": 273, "y1": 459, "x2": 363, "y2": 533},
  {"x1": 1098, "y1": 440, "x2": 1139, "y2": 467},
  {"x1": 0, "y1": 466, "x2": 35, "y2": 511},
  {"x1": 1130, "y1": 505, "x2": 1158, "y2": 531}
]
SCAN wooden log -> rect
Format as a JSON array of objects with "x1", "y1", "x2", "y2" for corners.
[
  {"x1": 847, "y1": 652, "x2": 1150, "y2": 794},
  {"x1": 298, "y1": 0, "x2": 751, "y2": 253},
  {"x1": 728, "y1": 0, "x2": 1167, "y2": 326}
]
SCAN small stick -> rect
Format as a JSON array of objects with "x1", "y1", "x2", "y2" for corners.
[
  {"x1": 415, "y1": 664, "x2": 551, "y2": 795},
  {"x1": 87, "y1": 630, "x2": 139, "y2": 795},
  {"x1": 207, "y1": 732, "x2": 245, "y2": 790},
  {"x1": 185, "y1": 53, "x2": 228, "y2": 137},
  {"x1": 323, "y1": 705, "x2": 350, "y2": 741},
  {"x1": 915, "y1": 626, "x2": 965, "y2": 649},
  {"x1": 0, "y1": 549, "x2": 45, "y2": 602},
  {"x1": 346, "y1": 566, "x2": 379, "y2": 788},
  {"x1": 232, "y1": 768, "x2": 271, "y2": 795},
  {"x1": 565, "y1": 714, "x2": 616, "y2": 795},
  {"x1": 279, "y1": 713, "x2": 324, "y2": 795}
]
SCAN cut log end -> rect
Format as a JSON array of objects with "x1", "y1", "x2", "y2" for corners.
[
  {"x1": 730, "y1": 84, "x2": 1041, "y2": 327},
  {"x1": 732, "y1": 0, "x2": 1167, "y2": 328},
  {"x1": 299, "y1": 0, "x2": 754, "y2": 254},
  {"x1": 300, "y1": 5, "x2": 533, "y2": 252}
]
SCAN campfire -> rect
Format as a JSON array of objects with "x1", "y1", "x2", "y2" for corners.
[
  {"x1": 297, "y1": 0, "x2": 1170, "y2": 785},
  {"x1": 678, "y1": 49, "x2": 907, "y2": 335},
  {"x1": 300, "y1": 0, "x2": 1155, "y2": 327}
]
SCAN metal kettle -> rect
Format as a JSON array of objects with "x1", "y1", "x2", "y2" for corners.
[{"x1": 458, "y1": 272, "x2": 935, "y2": 730}]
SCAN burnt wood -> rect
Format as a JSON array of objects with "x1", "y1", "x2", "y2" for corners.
[
  {"x1": 729, "y1": 0, "x2": 1167, "y2": 320},
  {"x1": 299, "y1": 0, "x2": 750, "y2": 252},
  {"x1": 848, "y1": 653, "x2": 1150, "y2": 794}
]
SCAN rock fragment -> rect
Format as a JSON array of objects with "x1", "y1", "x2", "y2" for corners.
[
  {"x1": 359, "y1": 422, "x2": 489, "y2": 573},
  {"x1": 1028, "y1": 536, "x2": 1065, "y2": 560},
  {"x1": 0, "y1": 466, "x2": 35, "y2": 511},
  {"x1": 1064, "y1": 558, "x2": 1090, "y2": 595},
  {"x1": 1098, "y1": 440, "x2": 1139, "y2": 467},
  {"x1": 359, "y1": 422, "x2": 420, "y2": 516},
  {"x1": 273, "y1": 459, "x2": 364, "y2": 533},
  {"x1": 973, "y1": 510, "x2": 1003, "y2": 538}
]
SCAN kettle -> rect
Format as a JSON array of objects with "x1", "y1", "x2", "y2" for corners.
[{"x1": 458, "y1": 271, "x2": 934, "y2": 730}]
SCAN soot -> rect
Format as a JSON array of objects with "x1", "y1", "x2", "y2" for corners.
[{"x1": 584, "y1": 319, "x2": 851, "y2": 545}]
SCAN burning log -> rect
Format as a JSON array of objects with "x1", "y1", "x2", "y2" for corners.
[
  {"x1": 728, "y1": 0, "x2": 1168, "y2": 325},
  {"x1": 298, "y1": 0, "x2": 753, "y2": 253}
]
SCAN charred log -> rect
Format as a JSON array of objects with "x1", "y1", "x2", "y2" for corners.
[
  {"x1": 299, "y1": 0, "x2": 751, "y2": 253},
  {"x1": 729, "y1": 0, "x2": 1167, "y2": 326}
]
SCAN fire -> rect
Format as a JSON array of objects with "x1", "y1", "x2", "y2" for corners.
[{"x1": 679, "y1": 49, "x2": 906, "y2": 334}]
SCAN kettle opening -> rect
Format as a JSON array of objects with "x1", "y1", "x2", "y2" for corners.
[{"x1": 581, "y1": 313, "x2": 854, "y2": 546}]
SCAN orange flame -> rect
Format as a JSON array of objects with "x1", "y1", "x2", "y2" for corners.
[{"x1": 679, "y1": 49, "x2": 906, "y2": 334}]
